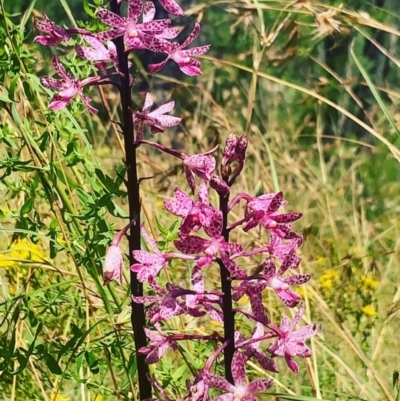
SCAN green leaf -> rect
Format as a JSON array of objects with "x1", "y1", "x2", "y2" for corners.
[
  {"x1": 351, "y1": 38, "x2": 400, "y2": 139},
  {"x1": 171, "y1": 363, "x2": 187, "y2": 382},
  {"x1": 45, "y1": 353, "x2": 63, "y2": 375},
  {"x1": 155, "y1": 216, "x2": 169, "y2": 236},
  {"x1": 20, "y1": 198, "x2": 34, "y2": 215},
  {"x1": 85, "y1": 351, "x2": 99, "y2": 374},
  {"x1": 0, "y1": 85, "x2": 14, "y2": 103}
]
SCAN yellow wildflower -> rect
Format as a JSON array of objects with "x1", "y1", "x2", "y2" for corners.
[
  {"x1": 0, "y1": 238, "x2": 47, "y2": 268},
  {"x1": 361, "y1": 305, "x2": 377, "y2": 317},
  {"x1": 96, "y1": 145, "x2": 111, "y2": 156},
  {"x1": 297, "y1": 286, "x2": 313, "y2": 299},
  {"x1": 0, "y1": 254, "x2": 16, "y2": 268},
  {"x1": 319, "y1": 269, "x2": 340, "y2": 288},
  {"x1": 51, "y1": 394, "x2": 70, "y2": 401},
  {"x1": 361, "y1": 275, "x2": 379, "y2": 290}
]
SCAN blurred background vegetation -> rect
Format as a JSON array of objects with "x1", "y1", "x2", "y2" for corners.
[{"x1": 1, "y1": 0, "x2": 400, "y2": 400}]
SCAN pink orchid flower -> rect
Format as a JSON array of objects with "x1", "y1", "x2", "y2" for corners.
[
  {"x1": 40, "y1": 56, "x2": 112, "y2": 113},
  {"x1": 262, "y1": 257, "x2": 310, "y2": 307},
  {"x1": 164, "y1": 182, "x2": 222, "y2": 237},
  {"x1": 235, "y1": 323, "x2": 279, "y2": 373},
  {"x1": 148, "y1": 23, "x2": 210, "y2": 76},
  {"x1": 204, "y1": 352, "x2": 273, "y2": 401},
  {"x1": 174, "y1": 220, "x2": 246, "y2": 278},
  {"x1": 76, "y1": 36, "x2": 121, "y2": 71},
  {"x1": 133, "y1": 92, "x2": 181, "y2": 141},
  {"x1": 229, "y1": 191, "x2": 302, "y2": 238},
  {"x1": 131, "y1": 224, "x2": 196, "y2": 282},
  {"x1": 140, "y1": 140, "x2": 217, "y2": 193},
  {"x1": 139, "y1": 327, "x2": 177, "y2": 364},
  {"x1": 95, "y1": 0, "x2": 173, "y2": 51},
  {"x1": 34, "y1": 13, "x2": 89, "y2": 46},
  {"x1": 268, "y1": 304, "x2": 319, "y2": 373}
]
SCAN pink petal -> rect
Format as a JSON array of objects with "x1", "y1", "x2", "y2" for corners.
[
  {"x1": 222, "y1": 132, "x2": 237, "y2": 165},
  {"x1": 220, "y1": 252, "x2": 247, "y2": 279},
  {"x1": 174, "y1": 236, "x2": 209, "y2": 254},
  {"x1": 132, "y1": 250, "x2": 161, "y2": 264},
  {"x1": 181, "y1": 23, "x2": 201, "y2": 48},
  {"x1": 284, "y1": 354, "x2": 299, "y2": 373},
  {"x1": 48, "y1": 96, "x2": 71, "y2": 111},
  {"x1": 205, "y1": 373, "x2": 234, "y2": 393},
  {"x1": 198, "y1": 181, "x2": 208, "y2": 204},
  {"x1": 275, "y1": 288, "x2": 301, "y2": 308},
  {"x1": 128, "y1": 0, "x2": 142, "y2": 24},
  {"x1": 142, "y1": 92, "x2": 154, "y2": 114},
  {"x1": 98, "y1": 8, "x2": 125, "y2": 28},
  {"x1": 148, "y1": 58, "x2": 169, "y2": 73},
  {"x1": 41, "y1": 77, "x2": 63, "y2": 90},
  {"x1": 273, "y1": 212, "x2": 302, "y2": 223},
  {"x1": 155, "y1": 114, "x2": 181, "y2": 128},
  {"x1": 150, "y1": 100, "x2": 175, "y2": 116},
  {"x1": 143, "y1": 1, "x2": 156, "y2": 22},
  {"x1": 290, "y1": 303, "x2": 305, "y2": 329},
  {"x1": 183, "y1": 44, "x2": 211, "y2": 57},
  {"x1": 52, "y1": 56, "x2": 69, "y2": 80},
  {"x1": 284, "y1": 274, "x2": 311, "y2": 286},
  {"x1": 95, "y1": 28, "x2": 122, "y2": 42},
  {"x1": 140, "y1": 19, "x2": 171, "y2": 33},
  {"x1": 184, "y1": 164, "x2": 196, "y2": 194},
  {"x1": 34, "y1": 36, "x2": 64, "y2": 46},
  {"x1": 164, "y1": 187, "x2": 192, "y2": 217},
  {"x1": 203, "y1": 209, "x2": 223, "y2": 237},
  {"x1": 158, "y1": 0, "x2": 184, "y2": 16},
  {"x1": 81, "y1": 94, "x2": 98, "y2": 114},
  {"x1": 231, "y1": 352, "x2": 246, "y2": 385},
  {"x1": 158, "y1": 28, "x2": 180, "y2": 39},
  {"x1": 103, "y1": 244, "x2": 123, "y2": 285},
  {"x1": 180, "y1": 64, "x2": 202, "y2": 76},
  {"x1": 141, "y1": 224, "x2": 159, "y2": 252},
  {"x1": 267, "y1": 192, "x2": 284, "y2": 213},
  {"x1": 247, "y1": 379, "x2": 273, "y2": 393}
]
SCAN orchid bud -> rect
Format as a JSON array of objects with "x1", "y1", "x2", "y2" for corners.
[
  {"x1": 209, "y1": 175, "x2": 230, "y2": 195},
  {"x1": 235, "y1": 134, "x2": 248, "y2": 163},
  {"x1": 222, "y1": 132, "x2": 237, "y2": 166},
  {"x1": 102, "y1": 217, "x2": 136, "y2": 285},
  {"x1": 103, "y1": 244, "x2": 123, "y2": 285}
]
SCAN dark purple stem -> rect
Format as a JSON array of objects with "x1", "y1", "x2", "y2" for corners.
[
  {"x1": 218, "y1": 190, "x2": 235, "y2": 384},
  {"x1": 109, "y1": 1, "x2": 151, "y2": 399}
]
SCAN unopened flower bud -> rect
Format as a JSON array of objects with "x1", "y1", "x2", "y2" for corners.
[
  {"x1": 102, "y1": 216, "x2": 137, "y2": 285},
  {"x1": 103, "y1": 244, "x2": 123, "y2": 285},
  {"x1": 210, "y1": 175, "x2": 230, "y2": 195},
  {"x1": 235, "y1": 134, "x2": 248, "y2": 163},
  {"x1": 222, "y1": 132, "x2": 237, "y2": 166}
]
